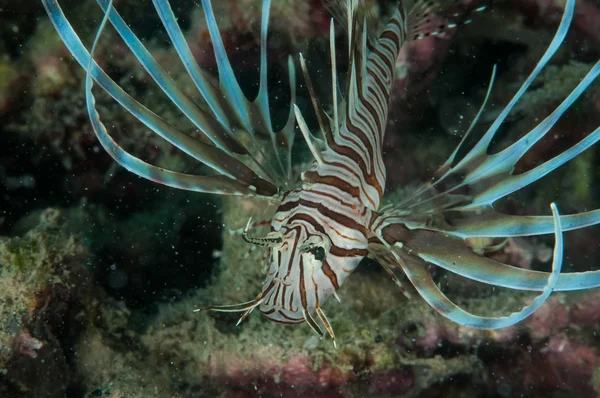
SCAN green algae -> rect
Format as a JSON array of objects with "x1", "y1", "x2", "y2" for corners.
[
  {"x1": 0, "y1": 208, "x2": 88, "y2": 393},
  {"x1": 2, "y1": 238, "x2": 41, "y2": 272},
  {"x1": 0, "y1": 209, "x2": 83, "y2": 290},
  {"x1": 517, "y1": 61, "x2": 599, "y2": 117}
]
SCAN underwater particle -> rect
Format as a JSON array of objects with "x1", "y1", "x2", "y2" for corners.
[{"x1": 107, "y1": 264, "x2": 128, "y2": 290}]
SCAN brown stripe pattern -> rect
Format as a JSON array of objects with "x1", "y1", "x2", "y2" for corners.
[
  {"x1": 322, "y1": 7, "x2": 408, "y2": 211},
  {"x1": 256, "y1": 4, "x2": 409, "y2": 330}
]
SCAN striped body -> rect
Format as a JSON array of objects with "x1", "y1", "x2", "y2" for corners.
[{"x1": 258, "y1": 9, "x2": 407, "y2": 322}]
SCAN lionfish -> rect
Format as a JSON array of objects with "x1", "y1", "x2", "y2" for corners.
[{"x1": 42, "y1": 0, "x2": 600, "y2": 347}]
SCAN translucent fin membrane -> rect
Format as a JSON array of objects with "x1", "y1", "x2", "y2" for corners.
[
  {"x1": 373, "y1": 0, "x2": 600, "y2": 305},
  {"x1": 376, "y1": 217, "x2": 598, "y2": 292},
  {"x1": 402, "y1": 205, "x2": 562, "y2": 328},
  {"x1": 42, "y1": 0, "x2": 297, "y2": 198},
  {"x1": 388, "y1": 0, "x2": 600, "y2": 228},
  {"x1": 377, "y1": 203, "x2": 562, "y2": 329}
]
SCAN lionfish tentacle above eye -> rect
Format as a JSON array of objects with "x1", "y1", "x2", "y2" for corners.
[
  {"x1": 42, "y1": 0, "x2": 297, "y2": 200},
  {"x1": 193, "y1": 293, "x2": 263, "y2": 314},
  {"x1": 242, "y1": 218, "x2": 283, "y2": 248}
]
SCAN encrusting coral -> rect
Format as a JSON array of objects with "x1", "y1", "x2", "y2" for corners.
[
  {"x1": 61, "y1": 195, "x2": 600, "y2": 398},
  {"x1": 0, "y1": 208, "x2": 89, "y2": 397}
]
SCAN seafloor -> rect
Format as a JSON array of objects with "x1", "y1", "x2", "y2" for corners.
[{"x1": 1, "y1": 0, "x2": 600, "y2": 397}]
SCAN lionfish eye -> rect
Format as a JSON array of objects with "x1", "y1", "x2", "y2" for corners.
[{"x1": 307, "y1": 246, "x2": 326, "y2": 261}]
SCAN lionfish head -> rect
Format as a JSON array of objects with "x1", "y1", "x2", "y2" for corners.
[{"x1": 245, "y1": 215, "x2": 365, "y2": 340}]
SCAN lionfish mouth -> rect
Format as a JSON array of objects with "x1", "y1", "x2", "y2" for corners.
[{"x1": 259, "y1": 279, "x2": 304, "y2": 325}]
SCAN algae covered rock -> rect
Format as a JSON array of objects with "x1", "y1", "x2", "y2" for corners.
[{"x1": 0, "y1": 208, "x2": 89, "y2": 397}]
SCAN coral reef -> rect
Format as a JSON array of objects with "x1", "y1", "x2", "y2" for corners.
[
  {"x1": 0, "y1": 0, "x2": 599, "y2": 397},
  {"x1": 62, "y1": 196, "x2": 600, "y2": 398},
  {"x1": 0, "y1": 208, "x2": 89, "y2": 397}
]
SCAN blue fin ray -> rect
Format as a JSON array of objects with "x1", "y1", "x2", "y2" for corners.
[
  {"x1": 385, "y1": 0, "x2": 600, "y2": 250},
  {"x1": 373, "y1": 210, "x2": 600, "y2": 292},
  {"x1": 94, "y1": 0, "x2": 292, "y2": 187},
  {"x1": 396, "y1": 243, "x2": 561, "y2": 329},
  {"x1": 455, "y1": 61, "x2": 600, "y2": 208},
  {"x1": 471, "y1": 124, "x2": 600, "y2": 207},
  {"x1": 199, "y1": 0, "x2": 293, "y2": 183},
  {"x1": 151, "y1": 0, "x2": 231, "y2": 128},
  {"x1": 373, "y1": 203, "x2": 563, "y2": 329},
  {"x1": 153, "y1": 0, "x2": 295, "y2": 177},
  {"x1": 82, "y1": 0, "x2": 262, "y2": 197},
  {"x1": 395, "y1": 0, "x2": 585, "y2": 213},
  {"x1": 152, "y1": 0, "x2": 295, "y2": 182},
  {"x1": 399, "y1": 60, "x2": 599, "y2": 214},
  {"x1": 441, "y1": 207, "x2": 600, "y2": 239},
  {"x1": 451, "y1": 0, "x2": 574, "y2": 171},
  {"x1": 42, "y1": 0, "x2": 278, "y2": 197},
  {"x1": 94, "y1": 0, "x2": 248, "y2": 157},
  {"x1": 200, "y1": 0, "x2": 252, "y2": 133}
]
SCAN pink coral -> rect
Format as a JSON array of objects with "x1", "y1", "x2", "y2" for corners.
[
  {"x1": 407, "y1": 289, "x2": 600, "y2": 396},
  {"x1": 369, "y1": 368, "x2": 414, "y2": 396},
  {"x1": 14, "y1": 330, "x2": 44, "y2": 359},
  {"x1": 541, "y1": 337, "x2": 598, "y2": 396},
  {"x1": 208, "y1": 350, "x2": 352, "y2": 397}
]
